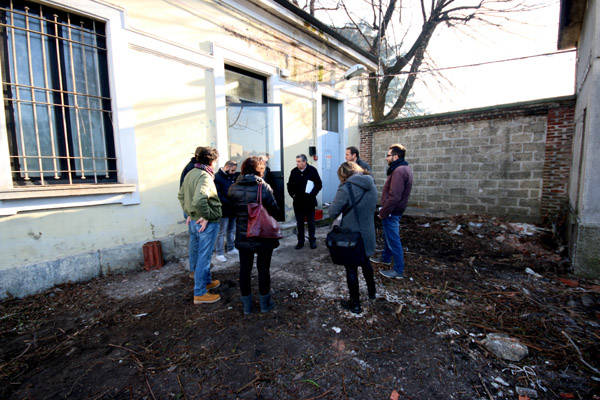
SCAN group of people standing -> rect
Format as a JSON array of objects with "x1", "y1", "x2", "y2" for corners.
[{"x1": 177, "y1": 143, "x2": 413, "y2": 315}]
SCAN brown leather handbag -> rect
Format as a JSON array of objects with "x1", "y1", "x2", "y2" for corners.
[{"x1": 247, "y1": 184, "x2": 282, "y2": 239}]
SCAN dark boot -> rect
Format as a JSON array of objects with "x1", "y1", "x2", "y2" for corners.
[
  {"x1": 240, "y1": 295, "x2": 252, "y2": 315},
  {"x1": 295, "y1": 242, "x2": 304, "y2": 250},
  {"x1": 340, "y1": 299, "x2": 362, "y2": 314},
  {"x1": 309, "y1": 239, "x2": 317, "y2": 249},
  {"x1": 259, "y1": 293, "x2": 275, "y2": 313},
  {"x1": 362, "y1": 261, "x2": 376, "y2": 300}
]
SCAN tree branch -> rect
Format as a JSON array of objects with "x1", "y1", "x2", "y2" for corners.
[
  {"x1": 340, "y1": 1, "x2": 374, "y2": 51},
  {"x1": 383, "y1": 29, "x2": 433, "y2": 120}
]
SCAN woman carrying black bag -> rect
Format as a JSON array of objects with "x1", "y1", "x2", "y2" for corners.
[{"x1": 328, "y1": 162, "x2": 378, "y2": 314}]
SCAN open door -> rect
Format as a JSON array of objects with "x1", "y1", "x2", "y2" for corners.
[{"x1": 227, "y1": 103, "x2": 285, "y2": 221}]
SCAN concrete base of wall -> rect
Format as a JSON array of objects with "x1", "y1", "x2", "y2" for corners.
[
  {"x1": 569, "y1": 217, "x2": 600, "y2": 278},
  {"x1": 0, "y1": 232, "x2": 189, "y2": 299},
  {"x1": 0, "y1": 223, "x2": 302, "y2": 299}
]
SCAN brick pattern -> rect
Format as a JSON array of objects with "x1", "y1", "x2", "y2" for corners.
[
  {"x1": 541, "y1": 106, "x2": 575, "y2": 220},
  {"x1": 361, "y1": 97, "x2": 575, "y2": 222},
  {"x1": 359, "y1": 129, "x2": 373, "y2": 171}
]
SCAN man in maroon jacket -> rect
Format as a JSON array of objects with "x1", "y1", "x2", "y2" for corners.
[{"x1": 371, "y1": 144, "x2": 413, "y2": 279}]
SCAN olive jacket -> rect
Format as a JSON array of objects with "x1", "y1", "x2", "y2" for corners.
[{"x1": 178, "y1": 168, "x2": 222, "y2": 222}]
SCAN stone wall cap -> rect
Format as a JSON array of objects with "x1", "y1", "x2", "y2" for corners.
[{"x1": 363, "y1": 95, "x2": 577, "y2": 129}]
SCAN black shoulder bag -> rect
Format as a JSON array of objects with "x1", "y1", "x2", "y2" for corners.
[{"x1": 326, "y1": 183, "x2": 367, "y2": 266}]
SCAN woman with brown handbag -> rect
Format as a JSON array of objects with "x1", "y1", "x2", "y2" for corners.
[{"x1": 228, "y1": 156, "x2": 280, "y2": 314}]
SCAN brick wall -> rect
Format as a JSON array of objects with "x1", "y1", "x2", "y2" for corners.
[
  {"x1": 360, "y1": 96, "x2": 576, "y2": 222},
  {"x1": 541, "y1": 105, "x2": 575, "y2": 220}
]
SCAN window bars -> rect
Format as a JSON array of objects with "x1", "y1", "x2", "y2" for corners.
[{"x1": 0, "y1": 0, "x2": 117, "y2": 186}]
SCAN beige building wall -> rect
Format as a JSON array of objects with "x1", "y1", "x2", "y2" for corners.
[
  {"x1": 0, "y1": 0, "x2": 373, "y2": 297},
  {"x1": 280, "y1": 91, "x2": 316, "y2": 220}
]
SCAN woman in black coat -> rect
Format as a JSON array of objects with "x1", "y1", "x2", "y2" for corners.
[{"x1": 228, "y1": 156, "x2": 280, "y2": 314}]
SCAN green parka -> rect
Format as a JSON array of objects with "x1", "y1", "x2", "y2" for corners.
[{"x1": 178, "y1": 168, "x2": 222, "y2": 222}]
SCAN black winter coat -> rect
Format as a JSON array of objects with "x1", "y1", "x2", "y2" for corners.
[
  {"x1": 228, "y1": 174, "x2": 280, "y2": 250},
  {"x1": 214, "y1": 169, "x2": 240, "y2": 217},
  {"x1": 179, "y1": 158, "x2": 196, "y2": 187},
  {"x1": 286, "y1": 164, "x2": 322, "y2": 210}
]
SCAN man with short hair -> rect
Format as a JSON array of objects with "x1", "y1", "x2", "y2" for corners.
[
  {"x1": 371, "y1": 144, "x2": 413, "y2": 279},
  {"x1": 178, "y1": 146, "x2": 223, "y2": 304},
  {"x1": 214, "y1": 160, "x2": 240, "y2": 262},
  {"x1": 287, "y1": 154, "x2": 322, "y2": 249},
  {"x1": 345, "y1": 146, "x2": 371, "y2": 173}
]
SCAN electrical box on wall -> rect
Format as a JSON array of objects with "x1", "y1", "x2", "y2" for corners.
[{"x1": 309, "y1": 146, "x2": 317, "y2": 161}]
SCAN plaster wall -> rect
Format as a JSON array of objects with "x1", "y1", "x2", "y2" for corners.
[
  {"x1": 568, "y1": 0, "x2": 600, "y2": 276},
  {"x1": 0, "y1": 0, "x2": 368, "y2": 297},
  {"x1": 280, "y1": 91, "x2": 316, "y2": 221}
]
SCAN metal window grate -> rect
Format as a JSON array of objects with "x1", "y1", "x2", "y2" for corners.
[{"x1": 0, "y1": 0, "x2": 117, "y2": 186}]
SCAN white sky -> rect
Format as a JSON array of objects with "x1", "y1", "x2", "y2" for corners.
[
  {"x1": 412, "y1": 0, "x2": 575, "y2": 114},
  {"x1": 317, "y1": 0, "x2": 575, "y2": 115}
]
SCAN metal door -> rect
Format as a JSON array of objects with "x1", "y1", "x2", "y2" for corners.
[
  {"x1": 227, "y1": 103, "x2": 285, "y2": 220},
  {"x1": 321, "y1": 130, "x2": 341, "y2": 204}
]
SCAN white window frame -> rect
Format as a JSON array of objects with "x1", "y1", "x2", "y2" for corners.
[
  {"x1": 0, "y1": 0, "x2": 139, "y2": 216},
  {"x1": 212, "y1": 45, "x2": 278, "y2": 167}
]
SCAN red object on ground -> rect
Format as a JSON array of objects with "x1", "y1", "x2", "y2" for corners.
[
  {"x1": 143, "y1": 241, "x2": 164, "y2": 271},
  {"x1": 560, "y1": 393, "x2": 575, "y2": 399},
  {"x1": 558, "y1": 278, "x2": 579, "y2": 287},
  {"x1": 315, "y1": 209, "x2": 323, "y2": 221},
  {"x1": 389, "y1": 390, "x2": 399, "y2": 400}
]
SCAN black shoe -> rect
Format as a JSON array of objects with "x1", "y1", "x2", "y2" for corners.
[
  {"x1": 295, "y1": 242, "x2": 304, "y2": 249},
  {"x1": 309, "y1": 241, "x2": 317, "y2": 249},
  {"x1": 340, "y1": 299, "x2": 362, "y2": 314}
]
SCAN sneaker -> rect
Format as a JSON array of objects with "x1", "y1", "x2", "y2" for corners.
[
  {"x1": 379, "y1": 269, "x2": 404, "y2": 280},
  {"x1": 227, "y1": 249, "x2": 239, "y2": 255},
  {"x1": 369, "y1": 256, "x2": 391, "y2": 266},
  {"x1": 340, "y1": 300, "x2": 362, "y2": 314},
  {"x1": 193, "y1": 293, "x2": 221, "y2": 304},
  {"x1": 206, "y1": 279, "x2": 220, "y2": 290},
  {"x1": 215, "y1": 255, "x2": 227, "y2": 262}
]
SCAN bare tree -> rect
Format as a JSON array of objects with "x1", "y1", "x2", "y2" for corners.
[{"x1": 293, "y1": 0, "x2": 535, "y2": 122}]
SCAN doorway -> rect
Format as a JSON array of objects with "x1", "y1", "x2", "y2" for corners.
[{"x1": 227, "y1": 103, "x2": 285, "y2": 220}]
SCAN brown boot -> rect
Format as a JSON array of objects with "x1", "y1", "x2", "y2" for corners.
[
  {"x1": 193, "y1": 293, "x2": 220, "y2": 304},
  {"x1": 206, "y1": 280, "x2": 220, "y2": 290}
]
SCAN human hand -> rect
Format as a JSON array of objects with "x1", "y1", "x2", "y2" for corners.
[
  {"x1": 196, "y1": 218, "x2": 208, "y2": 232},
  {"x1": 186, "y1": 216, "x2": 191, "y2": 226}
]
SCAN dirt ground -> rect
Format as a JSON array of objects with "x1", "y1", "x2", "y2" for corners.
[{"x1": 1, "y1": 215, "x2": 599, "y2": 399}]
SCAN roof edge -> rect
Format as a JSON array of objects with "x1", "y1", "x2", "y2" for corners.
[
  {"x1": 265, "y1": 0, "x2": 378, "y2": 66},
  {"x1": 557, "y1": 0, "x2": 587, "y2": 49}
]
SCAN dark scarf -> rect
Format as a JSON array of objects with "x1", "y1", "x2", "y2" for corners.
[
  {"x1": 195, "y1": 163, "x2": 214, "y2": 178},
  {"x1": 386, "y1": 158, "x2": 408, "y2": 176}
]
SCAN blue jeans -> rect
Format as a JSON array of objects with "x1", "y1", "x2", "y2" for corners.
[
  {"x1": 188, "y1": 219, "x2": 219, "y2": 296},
  {"x1": 216, "y1": 217, "x2": 236, "y2": 255},
  {"x1": 381, "y1": 215, "x2": 405, "y2": 275}
]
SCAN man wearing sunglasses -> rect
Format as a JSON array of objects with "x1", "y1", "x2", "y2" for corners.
[{"x1": 371, "y1": 144, "x2": 413, "y2": 279}]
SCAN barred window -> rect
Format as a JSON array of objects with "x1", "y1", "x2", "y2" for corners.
[{"x1": 0, "y1": 0, "x2": 116, "y2": 186}]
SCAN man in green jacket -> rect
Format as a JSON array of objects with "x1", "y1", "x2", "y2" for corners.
[{"x1": 178, "y1": 146, "x2": 222, "y2": 304}]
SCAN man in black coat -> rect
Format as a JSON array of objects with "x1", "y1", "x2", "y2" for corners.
[
  {"x1": 287, "y1": 154, "x2": 322, "y2": 249},
  {"x1": 214, "y1": 160, "x2": 240, "y2": 261},
  {"x1": 180, "y1": 157, "x2": 196, "y2": 188},
  {"x1": 345, "y1": 146, "x2": 371, "y2": 173}
]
